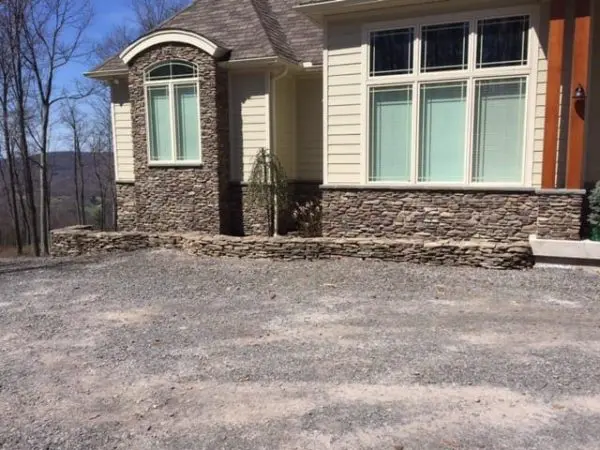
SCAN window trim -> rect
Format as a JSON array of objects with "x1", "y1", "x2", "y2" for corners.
[
  {"x1": 143, "y1": 61, "x2": 203, "y2": 166},
  {"x1": 360, "y1": 5, "x2": 540, "y2": 187}
]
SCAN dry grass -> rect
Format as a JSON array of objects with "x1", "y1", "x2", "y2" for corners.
[{"x1": 0, "y1": 245, "x2": 36, "y2": 258}]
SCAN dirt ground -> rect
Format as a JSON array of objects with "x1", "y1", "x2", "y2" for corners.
[{"x1": 1, "y1": 250, "x2": 600, "y2": 449}]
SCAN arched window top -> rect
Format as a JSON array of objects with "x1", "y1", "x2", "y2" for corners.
[{"x1": 145, "y1": 61, "x2": 198, "y2": 81}]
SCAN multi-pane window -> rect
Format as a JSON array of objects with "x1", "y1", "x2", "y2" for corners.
[
  {"x1": 367, "y1": 13, "x2": 532, "y2": 184},
  {"x1": 145, "y1": 61, "x2": 201, "y2": 163}
]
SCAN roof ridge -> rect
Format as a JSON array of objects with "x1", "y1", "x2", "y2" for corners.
[{"x1": 250, "y1": 0, "x2": 299, "y2": 63}]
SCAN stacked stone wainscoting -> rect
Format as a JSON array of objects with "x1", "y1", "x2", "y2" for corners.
[
  {"x1": 116, "y1": 183, "x2": 136, "y2": 231},
  {"x1": 129, "y1": 43, "x2": 229, "y2": 234},
  {"x1": 322, "y1": 187, "x2": 585, "y2": 242},
  {"x1": 50, "y1": 227, "x2": 533, "y2": 269},
  {"x1": 536, "y1": 191, "x2": 585, "y2": 240},
  {"x1": 228, "y1": 181, "x2": 322, "y2": 236}
]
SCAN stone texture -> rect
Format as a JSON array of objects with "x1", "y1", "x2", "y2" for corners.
[
  {"x1": 115, "y1": 183, "x2": 136, "y2": 231},
  {"x1": 322, "y1": 188, "x2": 584, "y2": 242},
  {"x1": 50, "y1": 227, "x2": 533, "y2": 270},
  {"x1": 537, "y1": 192, "x2": 584, "y2": 240},
  {"x1": 129, "y1": 43, "x2": 229, "y2": 234},
  {"x1": 228, "y1": 181, "x2": 322, "y2": 236}
]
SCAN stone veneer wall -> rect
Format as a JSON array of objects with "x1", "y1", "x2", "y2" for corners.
[
  {"x1": 322, "y1": 187, "x2": 585, "y2": 242},
  {"x1": 129, "y1": 43, "x2": 229, "y2": 234},
  {"x1": 228, "y1": 181, "x2": 322, "y2": 236},
  {"x1": 115, "y1": 183, "x2": 136, "y2": 231},
  {"x1": 50, "y1": 226, "x2": 533, "y2": 270}
]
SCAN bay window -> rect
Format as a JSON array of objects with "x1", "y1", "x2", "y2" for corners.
[
  {"x1": 145, "y1": 61, "x2": 201, "y2": 164},
  {"x1": 367, "y1": 11, "x2": 535, "y2": 184}
]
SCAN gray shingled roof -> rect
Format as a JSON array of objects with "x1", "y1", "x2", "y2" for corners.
[{"x1": 88, "y1": 0, "x2": 322, "y2": 77}]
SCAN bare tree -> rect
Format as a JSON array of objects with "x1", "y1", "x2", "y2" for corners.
[
  {"x1": 61, "y1": 101, "x2": 87, "y2": 224},
  {"x1": 2, "y1": 0, "x2": 40, "y2": 256},
  {"x1": 130, "y1": 0, "x2": 190, "y2": 33},
  {"x1": 0, "y1": 21, "x2": 24, "y2": 254},
  {"x1": 19, "y1": 0, "x2": 93, "y2": 254}
]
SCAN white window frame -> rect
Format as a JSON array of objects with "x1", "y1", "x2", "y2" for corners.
[
  {"x1": 144, "y1": 61, "x2": 202, "y2": 166},
  {"x1": 361, "y1": 5, "x2": 540, "y2": 187}
]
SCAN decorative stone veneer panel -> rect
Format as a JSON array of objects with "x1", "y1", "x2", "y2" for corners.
[
  {"x1": 50, "y1": 227, "x2": 533, "y2": 270},
  {"x1": 322, "y1": 188, "x2": 585, "y2": 242},
  {"x1": 228, "y1": 181, "x2": 322, "y2": 236},
  {"x1": 228, "y1": 183, "x2": 269, "y2": 236},
  {"x1": 129, "y1": 43, "x2": 229, "y2": 234},
  {"x1": 322, "y1": 188, "x2": 539, "y2": 242},
  {"x1": 116, "y1": 183, "x2": 136, "y2": 231},
  {"x1": 537, "y1": 192, "x2": 584, "y2": 240}
]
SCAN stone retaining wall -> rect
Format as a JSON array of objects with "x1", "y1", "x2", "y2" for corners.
[
  {"x1": 50, "y1": 226, "x2": 533, "y2": 270},
  {"x1": 322, "y1": 187, "x2": 585, "y2": 242}
]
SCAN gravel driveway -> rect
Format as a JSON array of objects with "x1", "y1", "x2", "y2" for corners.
[{"x1": 1, "y1": 250, "x2": 600, "y2": 449}]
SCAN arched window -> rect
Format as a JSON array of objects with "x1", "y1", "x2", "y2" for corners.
[{"x1": 145, "y1": 60, "x2": 201, "y2": 164}]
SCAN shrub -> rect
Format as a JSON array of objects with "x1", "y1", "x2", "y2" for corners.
[
  {"x1": 589, "y1": 182, "x2": 600, "y2": 241},
  {"x1": 247, "y1": 148, "x2": 288, "y2": 236},
  {"x1": 292, "y1": 200, "x2": 322, "y2": 237}
]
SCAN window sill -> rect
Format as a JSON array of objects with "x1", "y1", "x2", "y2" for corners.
[
  {"x1": 320, "y1": 183, "x2": 537, "y2": 193},
  {"x1": 148, "y1": 161, "x2": 203, "y2": 168}
]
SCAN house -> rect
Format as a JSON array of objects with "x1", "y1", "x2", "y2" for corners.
[{"x1": 87, "y1": 0, "x2": 597, "y2": 244}]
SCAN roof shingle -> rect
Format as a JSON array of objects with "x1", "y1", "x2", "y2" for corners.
[{"x1": 88, "y1": 0, "x2": 322, "y2": 77}]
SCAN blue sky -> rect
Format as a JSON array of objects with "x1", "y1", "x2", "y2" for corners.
[
  {"x1": 56, "y1": 0, "x2": 135, "y2": 92},
  {"x1": 52, "y1": 0, "x2": 137, "y2": 148}
]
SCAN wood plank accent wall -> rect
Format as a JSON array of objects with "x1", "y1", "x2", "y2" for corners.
[
  {"x1": 542, "y1": 0, "x2": 566, "y2": 189},
  {"x1": 566, "y1": 0, "x2": 591, "y2": 189}
]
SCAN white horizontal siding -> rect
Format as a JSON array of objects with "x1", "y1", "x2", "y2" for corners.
[
  {"x1": 296, "y1": 76, "x2": 323, "y2": 181},
  {"x1": 229, "y1": 73, "x2": 269, "y2": 182},
  {"x1": 533, "y1": 3, "x2": 548, "y2": 189},
  {"x1": 111, "y1": 84, "x2": 134, "y2": 182},
  {"x1": 326, "y1": 21, "x2": 362, "y2": 184}
]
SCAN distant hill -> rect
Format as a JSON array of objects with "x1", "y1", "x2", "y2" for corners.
[{"x1": 0, "y1": 151, "x2": 115, "y2": 248}]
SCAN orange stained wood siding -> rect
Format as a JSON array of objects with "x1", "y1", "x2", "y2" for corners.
[
  {"x1": 542, "y1": 0, "x2": 566, "y2": 189},
  {"x1": 566, "y1": 0, "x2": 592, "y2": 189}
]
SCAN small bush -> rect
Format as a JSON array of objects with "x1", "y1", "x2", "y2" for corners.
[
  {"x1": 589, "y1": 181, "x2": 600, "y2": 241},
  {"x1": 292, "y1": 200, "x2": 322, "y2": 237}
]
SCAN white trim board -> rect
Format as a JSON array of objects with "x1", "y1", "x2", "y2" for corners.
[{"x1": 120, "y1": 30, "x2": 228, "y2": 64}]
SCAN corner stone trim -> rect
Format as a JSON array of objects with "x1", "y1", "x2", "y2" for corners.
[{"x1": 50, "y1": 227, "x2": 533, "y2": 270}]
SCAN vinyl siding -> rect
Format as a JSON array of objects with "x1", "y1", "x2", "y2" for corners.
[
  {"x1": 532, "y1": 2, "x2": 549, "y2": 188},
  {"x1": 274, "y1": 75, "x2": 296, "y2": 178},
  {"x1": 325, "y1": 22, "x2": 362, "y2": 184},
  {"x1": 229, "y1": 73, "x2": 269, "y2": 182},
  {"x1": 296, "y1": 76, "x2": 323, "y2": 181},
  {"x1": 325, "y1": 1, "x2": 550, "y2": 187},
  {"x1": 111, "y1": 83, "x2": 134, "y2": 182}
]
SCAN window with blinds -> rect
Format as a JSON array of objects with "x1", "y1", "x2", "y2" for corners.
[
  {"x1": 145, "y1": 61, "x2": 201, "y2": 164},
  {"x1": 367, "y1": 11, "x2": 533, "y2": 184}
]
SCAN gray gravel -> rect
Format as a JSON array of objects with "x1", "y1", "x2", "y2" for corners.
[{"x1": 1, "y1": 250, "x2": 600, "y2": 449}]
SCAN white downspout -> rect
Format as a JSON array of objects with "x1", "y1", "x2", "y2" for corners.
[{"x1": 270, "y1": 65, "x2": 289, "y2": 236}]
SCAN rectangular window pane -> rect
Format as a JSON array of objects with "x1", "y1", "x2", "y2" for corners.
[
  {"x1": 421, "y1": 22, "x2": 469, "y2": 72},
  {"x1": 148, "y1": 87, "x2": 172, "y2": 161},
  {"x1": 175, "y1": 85, "x2": 200, "y2": 160},
  {"x1": 472, "y1": 78, "x2": 527, "y2": 183},
  {"x1": 369, "y1": 86, "x2": 412, "y2": 182},
  {"x1": 418, "y1": 82, "x2": 467, "y2": 182},
  {"x1": 477, "y1": 16, "x2": 529, "y2": 68},
  {"x1": 370, "y1": 28, "x2": 414, "y2": 76}
]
